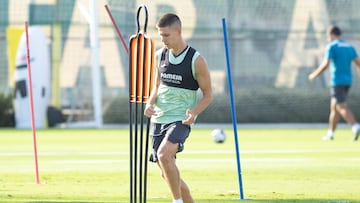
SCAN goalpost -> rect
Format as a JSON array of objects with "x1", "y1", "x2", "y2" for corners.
[
  {"x1": 63, "y1": 0, "x2": 103, "y2": 128},
  {"x1": 88, "y1": 0, "x2": 103, "y2": 128}
]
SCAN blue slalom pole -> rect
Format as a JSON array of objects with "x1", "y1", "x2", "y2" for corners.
[{"x1": 222, "y1": 18, "x2": 244, "y2": 200}]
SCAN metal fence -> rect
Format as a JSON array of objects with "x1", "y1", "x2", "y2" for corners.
[{"x1": 1, "y1": 0, "x2": 360, "y2": 124}]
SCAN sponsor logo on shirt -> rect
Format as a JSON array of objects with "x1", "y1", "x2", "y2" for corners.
[{"x1": 161, "y1": 73, "x2": 182, "y2": 84}]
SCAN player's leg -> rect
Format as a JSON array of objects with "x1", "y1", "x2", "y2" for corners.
[
  {"x1": 333, "y1": 85, "x2": 360, "y2": 140},
  {"x1": 335, "y1": 103, "x2": 360, "y2": 140},
  {"x1": 324, "y1": 98, "x2": 339, "y2": 140},
  {"x1": 157, "y1": 121, "x2": 192, "y2": 202},
  {"x1": 336, "y1": 102, "x2": 356, "y2": 125},
  {"x1": 150, "y1": 123, "x2": 182, "y2": 200},
  {"x1": 157, "y1": 140, "x2": 182, "y2": 201},
  {"x1": 180, "y1": 179, "x2": 194, "y2": 203},
  {"x1": 151, "y1": 121, "x2": 191, "y2": 202},
  {"x1": 332, "y1": 86, "x2": 353, "y2": 124},
  {"x1": 156, "y1": 162, "x2": 193, "y2": 203},
  {"x1": 149, "y1": 123, "x2": 182, "y2": 200}
]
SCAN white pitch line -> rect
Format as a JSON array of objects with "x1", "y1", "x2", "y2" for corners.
[
  {"x1": 0, "y1": 156, "x2": 357, "y2": 173},
  {"x1": 184, "y1": 149, "x2": 360, "y2": 154},
  {"x1": 0, "y1": 152, "x2": 129, "y2": 156},
  {"x1": 179, "y1": 157, "x2": 314, "y2": 163},
  {"x1": 17, "y1": 157, "x2": 314, "y2": 165},
  {"x1": 52, "y1": 160, "x2": 127, "y2": 164}
]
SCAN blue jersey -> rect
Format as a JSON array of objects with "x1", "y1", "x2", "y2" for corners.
[{"x1": 325, "y1": 39, "x2": 358, "y2": 86}]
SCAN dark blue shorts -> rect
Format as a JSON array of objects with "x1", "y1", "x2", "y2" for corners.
[
  {"x1": 330, "y1": 85, "x2": 350, "y2": 103},
  {"x1": 149, "y1": 121, "x2": 191, "y2": 162}
]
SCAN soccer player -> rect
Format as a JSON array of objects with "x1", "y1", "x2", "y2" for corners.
[
  {"x1": 308, "y1": 25, "x2": 360, "y2": 141},
  {"x1": 144, "y1": 13, "x2": 212, "y2": 203}
]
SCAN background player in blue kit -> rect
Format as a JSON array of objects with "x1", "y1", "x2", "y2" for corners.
[{"x1": 309, "y1": 25, "x2": 360, "y2": 141}]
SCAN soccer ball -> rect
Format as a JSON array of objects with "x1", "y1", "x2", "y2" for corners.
[{"x1": 211, "y1": 128, "x2": 226, "y2": 143}]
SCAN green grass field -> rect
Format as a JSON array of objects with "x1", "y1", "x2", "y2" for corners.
[{"x1": 0, "y1": 127, "x2": 359, "y2": 203}]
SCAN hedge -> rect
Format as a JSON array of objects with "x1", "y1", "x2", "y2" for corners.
[
  {"x1": 0, "y1": 93, "x2": 15, "y2": 127},
  {"x1": 102, "y1": 88, "x2": 360, "y2": 124}
]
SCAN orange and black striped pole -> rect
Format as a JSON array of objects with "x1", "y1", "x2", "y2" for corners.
[
  {"x1": 129, "y1": 5, "x2": 155, "y2": 203},
  {"x1": 106, "y1": 4, "x2": 154, "y2": 202}
]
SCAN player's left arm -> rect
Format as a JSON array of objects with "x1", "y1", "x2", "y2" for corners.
[
  {"x1": 182, "y1": 55, "x2": 212, "y2": 125},
  {"x1": 353, "y1": 57, "x2": 360, "y2": 75},
  {"x1": 308, "y1": 58, "x2": 330, "y2": 81}
]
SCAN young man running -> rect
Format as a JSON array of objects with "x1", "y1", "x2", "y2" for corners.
[{"x1": 144, "y1": 13, "x2": 212, "y2": 203}]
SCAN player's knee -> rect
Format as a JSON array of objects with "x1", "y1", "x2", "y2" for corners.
[
  {"x1": 337, "y1": 105, "x2": 349, "y2": 114},
  {"x1": 157, "y1": 150, "x2": 173, "y2": 166},
  {"x1": 157, "y1": 151, "x2": 168, "y2": 164}
]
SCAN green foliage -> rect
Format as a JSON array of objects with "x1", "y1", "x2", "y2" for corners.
[
  {"x1": 0, "y1": 93, "x2": 14, "y2": 127},
  {"x1": 103, "y1": 96, "x2": 130, "y2": 123},
  {"x1": 102, "y1": 88, "x2": 360, "y2": 124},
  {"x1": 199, "y1": 88, "x2": 332, "y2": 123}
]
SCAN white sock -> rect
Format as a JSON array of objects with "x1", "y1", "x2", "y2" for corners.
[
  {"x1": 327, "y1": 130, "x2": 334, "y2": 137},
  {"x1": 173, "y1": 199, "x2": 183, "y2": 203},
  {"x1": 352, "y1": 123, "x2": 360, "y2": 133}
]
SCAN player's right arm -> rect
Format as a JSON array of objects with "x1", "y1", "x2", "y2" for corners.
[
  {"x1": 308, "y1": 58, "x2": 330, "y2": 81},
  {"x1": 144, "y1": 52, "x2": 160, "y2": 118}
]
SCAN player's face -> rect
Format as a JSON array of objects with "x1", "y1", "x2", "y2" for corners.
[
  {"x1": 327, "y1": 33, "x2": 332, "y2": 42},
  {"x1": 157, "y1": 25, "x2": 179, "y2": 49},
  {"x1": 327, "y1": 32, "x2": 336, "y2": 42}
]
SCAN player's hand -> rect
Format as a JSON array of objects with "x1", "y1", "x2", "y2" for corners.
[
  {"x1": 144, "y1": 104, "x2": 156, "y2": 118},
  {"x1": 182, "y1": 109, "x2": 196, "y2": 125},
  {"x1": 308, "y1": 73, "x2": 316, "y2": 81}
]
